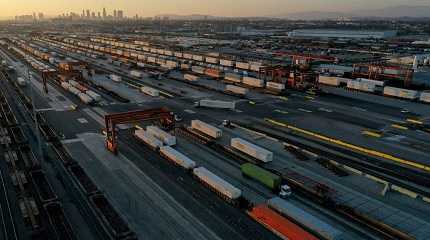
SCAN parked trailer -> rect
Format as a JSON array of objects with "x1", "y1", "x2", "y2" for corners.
[
  {"x1": 268, "y1": 197, "x2": 344, "y2": 240},
  {"x1": 160, "y1": 146, "x2": 196, "y2": 170},
  {"x1": 146, "y1": 126, "x2": 176, "y2": 146},
  {"x1": 225, "y1": 85, "x2": 248, "y2": 95},
  {"x1": 231, "y1": 138, "x2": 273, "y2": 163},
  {"x1": 195, "y1": 100, "x2": 236, "y2": 110},
  {"x1": 191, "y1": 120, "x2": 222, "y2": 139},
  {"x1": 248, "y1": 205, "x2": 319, "y2": 240},
  {"x1": 241, "y1": 163, "x2": 281, "y2": 190},
  {"x1": 140, "y1": 86, "x2": 159, "y2": 97},
  {"x1": 193, "y1": 167, "x2": 242, "y2": 201},
  {"x1": 242, "y1": 77, "x2": 264, "y2": 88},
  {"x1": 184, "y1": 74, "x2": 199, "y2": 81},
  {"x1": 134, "y1": 129, "x2": 163, "y2": 150},
  {"x1": 383, "y1": 86, "x2": 419, "y2": 100},
  {"x1": 224, "y1": 73, "x2": 242, "y2": 83}
]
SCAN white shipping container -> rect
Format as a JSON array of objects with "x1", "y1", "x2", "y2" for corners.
[
  {"x1": 68, "y1": 86, "x2": 81, "y2": 95},
  {"x1": 184, "y1": 74, "x2": 199, "y2": 81},
  {"x1": 110, "y1": 74, "x2": 122, "y2": 82},
  {"x1": 140, "y1": 86, "x2": 159, "y2": 97},
  {"x1": 86, "y1": 90, "x2": 102, "y2": 102},
  {"x1": 420, "y1": 91, "x2": 430, "y2": 103},
  {"x1": 181, "y1": 64, "x2": 191, "y2": 70},
  {"x1": 174, "y1": 52, "x2": 183, "y2": 58},
  {"x1": 193, "y1": 167, "x2": 242, "y2": 200},
  {"x1": 183, "y1": 53, "x2": 193, "y2": 59},
  {"x1": 266, "y1": 82, "x2": 285, "y2": 90},
  {"x1": 250, "y1": 64, "x2": 263, "y2": 72},
  {"x1": 205, "y1": 57, "x2": 219, "y2": 64},
  {"x1": 196, "y1": 100, "x2": 235, "y2": 110},
  {"x1": 166, "y1": 60, "x2": 178, "y2": 68},
  {"x1": 318, "y1": 75, "x2": 341, "y2": 86},
  {"x1": 191, "y1": 66, "x2": 205, "y2": 74},
  {"x1": 242, "y1": 77, "x2": 264, "y2": 87},
  {"x1": 191, "y1": 120, "x2": 222, "y2": 139},
  {"x1": 225, "y1": 85, "x2": 248, "y2": 95},
  {"x1": 146, "y1": 126, "x2": 176, "y2": 146},
  {"x1": 130, "y1": 70, "x2": 143, "y2": 78},
  {"x1": 347, "y1": 80, "x2": 361, "y2": 90},
  {"x1": 134, "y1": 129, "x2": 163, "y2": 150},
  {"x1": 236, "y1": 62, "x2": 250, "y2": 70},
  {"x1": 224, "y1": 73, "x2": 241, "y2": 83},
  {"x1": 357, "y1": 78, "x2": 385, "y2": 87},
  {"x1": 383, "y1": 87, "x2": 419, "y2": 100},
  {"x1": 78, "y1": 93, "x2": 93, "y2": 104},
  {"x1": 220, "y1": 59, "x2": 234, "y2": 67},
  {"x1": 192, "y1": 55, "x2": 204, "y2": 62},
  {"x1": 231, "y1": 138, "x2": 273, "y2": 163},
  {"x1": 160, "y1": 146, "x2": 196, "y2": 170},
  {"x1": 69, "y1": 80, "x2": 79, "y2": 87},
  {"x1": 147, "y1": 57, "x2": 156, "y2": 63}
]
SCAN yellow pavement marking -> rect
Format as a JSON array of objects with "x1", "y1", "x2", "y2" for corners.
[
  {"x1": 391, "y1": 124, "x2": 408, "y2": 130},
  {"x1": 362, "y1": 130, "x2": 382, "y2": 138},
  {"x1": 265, "y1": 118, "x2": 430, "y2": 173}
]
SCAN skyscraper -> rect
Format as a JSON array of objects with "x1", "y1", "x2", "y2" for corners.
[
  {"x1": 103, "y1": 8, "x2": 107, "y2": 19},
  {"x1": 113, "y1": 10, "x2": 117, "y2": 19},
  {"x1": 98, "y1": 12, "x2": 101, "y2": 18},
  {"x1": 86, "y1": 9, "x2": 90, "y2": 18}
]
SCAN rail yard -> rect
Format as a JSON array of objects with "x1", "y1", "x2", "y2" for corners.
[{"x1": 0, "y1": 17, "x2": 430, "y2": 240}]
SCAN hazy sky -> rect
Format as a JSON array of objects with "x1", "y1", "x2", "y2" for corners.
[{"x1": 1, "y1": 0, "x2": 429, "y2": 18}]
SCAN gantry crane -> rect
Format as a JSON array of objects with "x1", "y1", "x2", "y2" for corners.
[
  {"x1": 352, "y1": 64, "x2": 414, "y2": 87},
  {"x1": 104, "y1": 107, "x2": 176, "y2": 154}
]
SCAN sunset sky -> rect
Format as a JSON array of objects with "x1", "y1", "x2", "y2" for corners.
[{"x1": 0, "y1": 0, "x2": 429, "y2": 19}]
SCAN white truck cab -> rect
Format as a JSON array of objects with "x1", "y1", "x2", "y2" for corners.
[{"x1": 279, "y1": 184, "x2": 292, "y2": 199}]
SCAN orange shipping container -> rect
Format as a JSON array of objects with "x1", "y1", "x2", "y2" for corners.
[
  {"x1": 248, "y1": 205, "x2": 318, "y2": 240},
  {"x1": 205, "y1": 68, "x2": 223, "y2": 78}
]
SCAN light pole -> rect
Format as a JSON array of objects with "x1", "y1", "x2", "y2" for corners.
[{"x1": 27, "y1": 68, "x2": 44, "y2": 167}]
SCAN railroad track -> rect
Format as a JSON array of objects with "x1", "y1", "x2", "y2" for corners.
[{"x1": 0, "y1": 169, "x2": 19, "y2": 240}]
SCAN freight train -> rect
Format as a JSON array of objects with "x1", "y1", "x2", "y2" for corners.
[{"x1": 318, "y1": 75, "x2": 430, "y2": 103}]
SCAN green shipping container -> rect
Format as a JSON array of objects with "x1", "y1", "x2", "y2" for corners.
[{"x1": 241, "y1": 163, "x2": 281, "y2": 191}]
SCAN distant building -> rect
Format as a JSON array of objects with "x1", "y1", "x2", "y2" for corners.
[
  {"x1": 103, "y1": 8, "x2": 107, "y2": 19},
  {"x1": 38, "y1": 13, "x2": 44, "y2": 20},
  {"x1": 288, "y1": 29, "x2": 397, "y2": 39},
  {"x1": 117, "y1": 10, "x2": 123, "y2": 19},
  {"x1": 86, "y1": 9, "x2": 90, "y2": 18},
  {"x1": 113, "y1": 10, "x2": 117, "y2": 18}
]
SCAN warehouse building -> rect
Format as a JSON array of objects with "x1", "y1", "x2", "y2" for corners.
[{"x1": 288, "y1": 29, "x2": 397, "y2": 39}]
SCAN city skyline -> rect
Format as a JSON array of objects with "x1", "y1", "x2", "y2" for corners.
[{"x1": 1, "y1": 0, "x2": 430, "y2": 20}]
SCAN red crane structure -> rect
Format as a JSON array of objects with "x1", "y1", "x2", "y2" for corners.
[
  {"x1": 104, "y1": 107, "x2": 176, "y2": 154},
  {"x1": 352, "y1": 64, "x2": 414, "y2": 87}
]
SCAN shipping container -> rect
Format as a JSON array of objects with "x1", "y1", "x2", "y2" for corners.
[
  {"x1": 174, "y1": 52, "x2": 183, "y2": 58},
  {"x1": 110, "y1": 74, "x2": 122, "y2": 82},
  {"x1": 220, "y1": 59, "x2": 234, "y2": 67},
  {"x1": 191, "y1": 120, "x2": 222, "y2": 139},
  {"x1": 140, "y1": 86, "x2": 159, "y2": 97},
  {"x1": 225, "y1": 85, "x2": 248, "y2": 95},
  {"x1": 78, "y1": 93, "x2": 93, "y2": 104},
  {"x1": 146, "y1": 126, "x2": 176, "y2": 146},
  {"x1": 183, "y1": 53, "x2": 193, "y2": 59},
  {"x1": 68, "y1": 86, "x2": 81, "y2": 95},
  {"x1": 134, "y1": 129, "x2": 163, "y2": 150},
  {"x1": 250, "y1": 64, "x2": 263, "y2": 72},
  {"x1": 248, "y1": 205, "x2": 318, "y2": 240},
  {"x1": 205, "y1": 68, "x2": 223, "y2": 78},
  {"x1": 268, "y1": 197, "x2": 344, "y2": 240},
  {"x1": 193, "y1": 167, "x2": 241, "y2": 201},
  {"x1": 86, "y1": 90, "x2": 102, "y2": 102},
  {"x1": 206, "y1": 57, "x2": 219, "y2": 64},
  {"x1": 195, "y1": 100, "x2": 235, "y2": 110},
  {"x1": 383, "y1": 87, "x2": 419, "y2": 100},
  {"x1": 224, "y1": 73, "x2": 242, "y2": 83},
  {"x1": 266, "y1": 82, "x2": 285, "y2": 91},
  {"x1": 236, "y1": 62, "x2": 250, "y2": 70},
  {"x1": 192, "y1": 55, "x2": 204, "y2": 62},
  {"x1": 420, "y1": 91, "x2": 430, "y2": 103},
  {"x1": 160, "y1": 146, "x2": 196, "y2": 170},
  {"x1": 184, "y1": 74, "x2": 199, "y2": 81},
  {"x1": 242, "y1": 77, "x2": 264, "y2": 88},
  {"x1": 231, "y1": 138, "x2": 273, "y2": 163},
  {"x1": 130, "y1": 70, "x2": 143, "y2": 78},
  {"x1": 191, "y1": 66, "x2": 205, "y2": 74},
  {"x1": 318, "y1": 76, "x2": 342, "y2": 86},
  {"x1": 241, "y1": 163, "x2": 280, "y2": 190}
]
